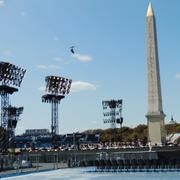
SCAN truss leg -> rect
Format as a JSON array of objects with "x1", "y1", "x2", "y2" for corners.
[
  {"x1": 51, "y1": 101, "x2": 59, "y2": 135},
  {"x1": 1, "y1": 92, "x2": 9, "y2": 129}
]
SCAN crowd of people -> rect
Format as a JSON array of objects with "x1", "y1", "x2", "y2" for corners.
[{"x1": 22, "y1": 141, "x2": 148, "y2": 153}]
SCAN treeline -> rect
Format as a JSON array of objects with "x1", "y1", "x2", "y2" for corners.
[
  {"x1": 166, "y1": 123, "x2": 180, "y2": 135},
  {"x1": 0, "y1": 123, "x2": 180, "y2": 150},
  {"x1": 83, "y1": 123, "x2": 180, "y2": 144},
  {"x1": 83, "y1": 124, "x2": 148, "y2": 144}
]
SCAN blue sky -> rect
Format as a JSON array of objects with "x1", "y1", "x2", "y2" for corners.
[{"x1": 0, "y1": 0, "x2": 180, "y2": 135}]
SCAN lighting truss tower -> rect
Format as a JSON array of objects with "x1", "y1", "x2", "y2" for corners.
[
  {"x1": 102, "y1": 99, "x2": 123, "y2": 129},
  {"x1": 4, "y1": 106, "x2": 24, "y2": 138},
  {"x1": 0, "y1": 61, "x2": 26, "y2": 139},
  {"x1": 42, "y1": 76, "x2": 72, "y2": 135}
]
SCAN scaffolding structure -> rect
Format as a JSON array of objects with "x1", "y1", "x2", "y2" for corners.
[
  {"x1": 102, "y1": 99, "x2": 123, "y2": 129},
  {"x1": 0, "y1": 61, "x2": 26, "y2": 147},
  {"x1": 4, "y1": 106, "x2": 24, "y2": 138}
]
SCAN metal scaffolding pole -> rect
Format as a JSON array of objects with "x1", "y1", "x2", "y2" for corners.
[
  {"x1": 51, "y1": 100, "x2": 59, "y2": 135},
  {"x1": 1, "y1": 92, "x2": 9, "y2": 129}
]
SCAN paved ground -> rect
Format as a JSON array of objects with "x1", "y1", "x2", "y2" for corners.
[{"x1": 0, "y1": 163, "x2": 68, "y2": 178}]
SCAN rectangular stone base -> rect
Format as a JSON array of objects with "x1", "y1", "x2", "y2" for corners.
[{"x1": 146, "y1": 113, "x2": 166, "y2": 145}]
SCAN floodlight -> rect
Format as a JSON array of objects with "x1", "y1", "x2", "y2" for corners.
[
  {"x1": 45, "y1": 76, "x2": 72, "y2": 95},
  {"x1": 42, "y1": 75, "x2": 72, "y2": 136},
  {"x1": 102, "y1": 99, "x2": 123, "y2": 129},
  {"x1": 0, "y1": 61, "x2": 26, "y2": 87},
  {"x1": 4, "y1": 106, "x2": 24, "y2": 128},
  {"x1": 5, "y1": 106, "x2": 24, "y2": 116},
  {"x1": 0, "y1": 61, "x2": 26, "y2": 147}
]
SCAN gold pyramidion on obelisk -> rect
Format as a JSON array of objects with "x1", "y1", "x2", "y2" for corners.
[{"x1": 147, "y1": 2, "x2": 154, "y2": 16}]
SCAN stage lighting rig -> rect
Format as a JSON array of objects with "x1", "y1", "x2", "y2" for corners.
[
  {"x1": 45, "y1": 76, "x2": 71, "y2": 95},
  {"x1": 0, "y1": 61, "x2": 26, "y2": 130},
  {"x1": 0, "y1": 62, "x2": 26, "y2": 87},
  {"x1": 102, "y1": 99, "x2": 123, "y2": 129},
  {"x1": 4, "y1": 106, "x2": 24, "y2": 138},
  {"x1": 42, "y1": 75, "x2": 72, "y2": 135}
]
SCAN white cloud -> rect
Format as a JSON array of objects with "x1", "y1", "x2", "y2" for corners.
[
  {"x1": 37, "y1": 65, "x2": 47, "y2": 69},
  {"x1": 71, "y1": 81, "x2": 96, "y2": 93},
  {"x1": 53, "y1": 36, "x2": 59, "y2": 41},
  {"x1": 20, "y1": 11, "x2": 27, "y2": 17},
  {"x1": 53, "y1": 57, "x2": 64, "y2": 62},
  {"x1": 53, "y1": 57, "x2": 72, "y2": 65},
  {"x1": 37, "y1": 64, "x2": 60, "y2": 70},
  {"x1": 72, "y1": 53, "x2": 93, "y2": 62},
  {"x1": 1, "y1": 50, "x2": 12, "y2": 56},
  {"x1": 38, "y1": 81, "x2": 96, "y2": 93},
  {"x1": 175, "y1": 74, "x2": 180, "y2": 79},
  {"x1": 48, "y1": 65, "x2": 60, "y2": 69},
  {"x1": 0, "y1": 0, "x2": 4, "y2": 6},
  {"x1": 38, "y1": 86, "x2": 45, "y2": 91},
  {"x1": 91, "y1": 120, "x2": 98, "y2": 124}
]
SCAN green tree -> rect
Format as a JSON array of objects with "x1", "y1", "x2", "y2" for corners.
[{"x1": 83, "y1": 123, "x2": 180, "y2": 144}]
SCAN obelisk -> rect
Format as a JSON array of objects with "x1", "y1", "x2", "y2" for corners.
[{"x1": 146, "y1": 3, "x2": 166, "y2": 145}]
